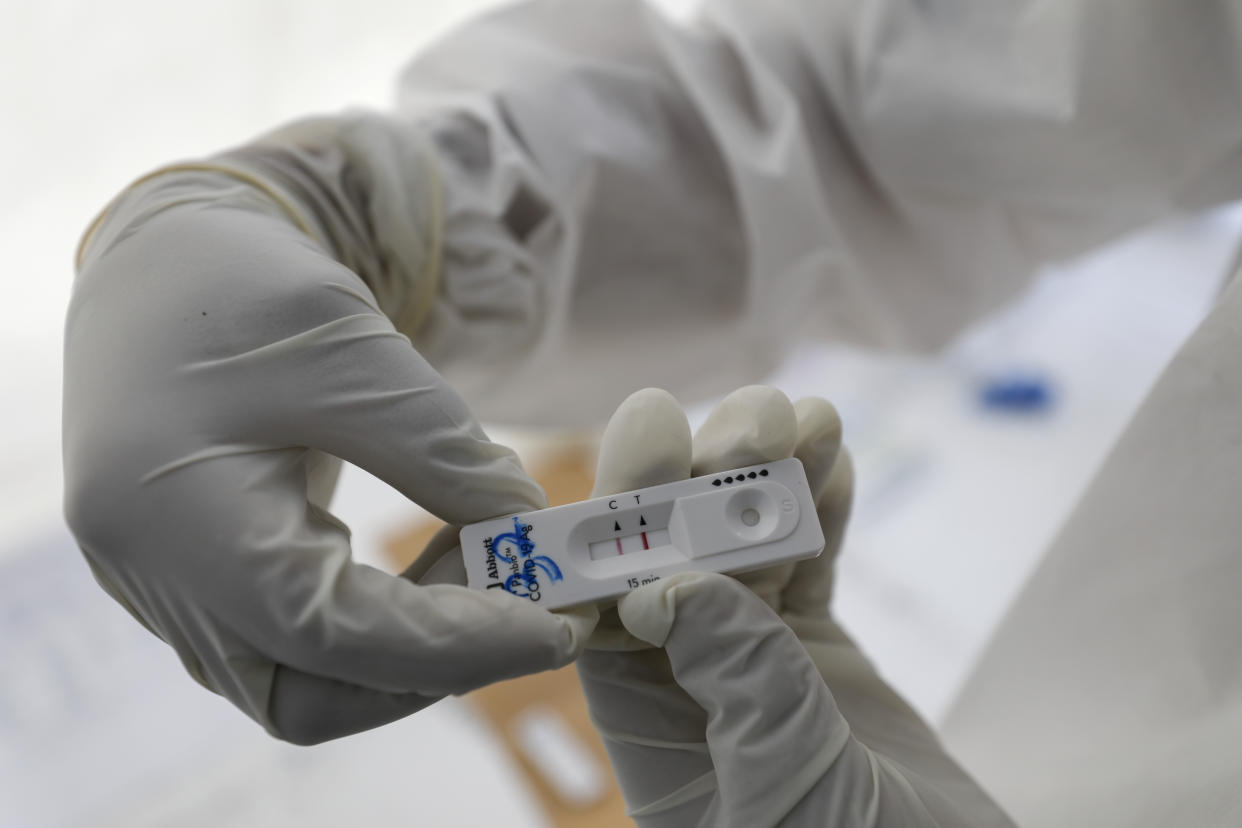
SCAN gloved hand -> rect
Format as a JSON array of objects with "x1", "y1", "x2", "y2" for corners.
[
  {"x1": 63, "y1": 119, "x2": 596, "y2": 745},
  {"x1": 578, "y1": 387, "x2": 1013, "y2": 827}
]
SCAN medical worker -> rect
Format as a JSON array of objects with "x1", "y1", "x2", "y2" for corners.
[{"x1": 64, "y1": 0, "x2": 1242, "y2": 825}]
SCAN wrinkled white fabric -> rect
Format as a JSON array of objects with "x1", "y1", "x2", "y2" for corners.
[
  {"x1": 578, "y1": 387, "x2": 1014, "y2": 826},
  {"x1": 390, "y1": 0, "x2": 1242, "y2": 425}
]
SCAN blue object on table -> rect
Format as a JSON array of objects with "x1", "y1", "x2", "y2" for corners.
[{"x1": 977, "y1": 374, "x2": 1055, "y2": 413}]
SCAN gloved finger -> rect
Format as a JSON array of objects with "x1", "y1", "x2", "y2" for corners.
[
  {"x1": 181, "y1": 266, "x2": 546, "y2": 526},
  {"x1": 689, "y1": 385, "x2": 798, "y2": 476},
  {"x1": 401, "y1": 522, "x2": 466, "y2": 585},
  {"x1": 267, "y1": 664, "x2": 440, "y2": 745},
  {"x1": 591, "y1": 387, "x2": 692, "y2": 497},
  {"x1": 306, "y1": 449, "x2": 343, "y2": 510},
  {"x1": 778, "y1": 399, "x2": 850, "y2": 620},
  {"x1": 126, "y1": 449, "x2": 595, "y2": 712},
  {"x1": 264, "y1": 520, "x2": 596, "y2": 745},
  {"x1": 585, "y1": 388, "x2": 692, "y2": 651},
  {"x1": 790, "y1": 397, "x2": 843, "y2": 500},
  {"x1": 618, "y1": 572, "x2": 854, "y2": 827},
  {"x1": 690, "y1": 386, "x2": 798, "y2": 609},
  {"x1": 783, "y1": 447, "x2": 855, "y2": 622},
  {"x1": 577, "y1": 388, "x2": 715, "y2": 819},
  {"x1": 263, "y1": 521, "x2": 512, "y2": 744}
]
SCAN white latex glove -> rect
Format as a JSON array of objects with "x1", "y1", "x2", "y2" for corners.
[
  {"x1": 578, "y1": 387, "x2": 1013, "y2": 827},
  {"x1": 64, "y1": 129, "x2": 596, "y2": 745}
]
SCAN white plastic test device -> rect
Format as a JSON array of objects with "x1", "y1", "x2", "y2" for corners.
[{"x1": 460, "y1": 457, "x2": 825, "y2": 610}]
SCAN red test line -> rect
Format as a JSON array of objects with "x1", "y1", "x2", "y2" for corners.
[{"x1": 641, "y1": 532, "x2": 649, "y2": 550}]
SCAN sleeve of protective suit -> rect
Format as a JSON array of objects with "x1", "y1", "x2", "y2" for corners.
[
  {"x1": 702, "y1": 0, "x2": 1242, "y2": 282},
  {"x1": 577, "y1": 388, "x2": 1013, "y2": 826},
  {"x1": 384, "y1": 0, "x2": 1242, "y2": 427},
  {"x1": 65, "y1": 112, "x2": 596, "y2": 745}
]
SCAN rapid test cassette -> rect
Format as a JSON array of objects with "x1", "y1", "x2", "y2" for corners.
[{"x1": 460, "y1": 457, "x2": 824, "y2": 610}]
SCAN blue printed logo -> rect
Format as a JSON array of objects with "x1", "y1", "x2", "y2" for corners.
[{"x1": 484, "y1": 517, "x2": 563, "y2": 601}]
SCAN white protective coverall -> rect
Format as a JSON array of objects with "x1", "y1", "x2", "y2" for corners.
[
  {"x1": 67, "y1": 0, "x2": 1242, "y2": 825},
  {"x1": 398, "y1": 6, "x2": 1242, "y2": 818}
]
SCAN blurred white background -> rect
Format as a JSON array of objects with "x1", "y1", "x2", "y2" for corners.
[{"x1": 2, "y1": 1, "x2": 1239, "y2": 826}]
